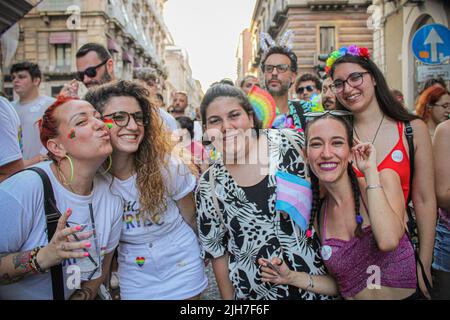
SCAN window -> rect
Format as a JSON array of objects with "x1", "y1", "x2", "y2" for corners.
[
  {"x1": 319, "y1": 27, "x2": 335, "y2": 54},
  {"x1": 55, "y1": 44, "x2": 71, "y2": 68}
]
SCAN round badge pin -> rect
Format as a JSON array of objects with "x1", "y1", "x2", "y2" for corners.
[
  {"x1": 391, "y1": 150, "x2": 403, "y2": 163},
  {"x1": 321, "y1": 245, "x2": 332, "y2": 261}
]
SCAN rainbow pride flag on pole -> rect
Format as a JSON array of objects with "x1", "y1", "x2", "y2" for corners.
[
  {"x1": 275, "y1": 171, "x2": 312, "y2": 231},
  {"x1": 247, "y1": 85, "x2": 277, "y2": 128}
]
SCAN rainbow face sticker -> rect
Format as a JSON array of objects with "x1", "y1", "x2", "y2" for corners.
[
  {"x1": 104, "y1": 119, "x2": 114, "y2": 129},
  {"x1": 68, "y1": 129, "x2": 76, "y2": 139},
  {"x1": 135, "y1": 257, "x2": 145, "y2": 267}
]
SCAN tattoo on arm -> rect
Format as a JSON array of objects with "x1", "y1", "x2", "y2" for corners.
[
  {"x1": 0, "y1": 252, "x2": 33, "y2": 285},
  {"x1": 13, "y1": 251, "x2": 33, "y2": 273}
]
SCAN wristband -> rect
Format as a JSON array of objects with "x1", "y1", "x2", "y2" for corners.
[
  {"x1": 29, "y1": 246, "x2": 48, "y2": 274},
  {"x1": 366, "y1": 184, "x2": 383, "y2": 191}
]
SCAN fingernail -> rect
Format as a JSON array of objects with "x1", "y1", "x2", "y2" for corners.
[
  {"x1": 75, "y1": 225, "x2": 82, "y2": 231},
  {"x1": 85, "y1": 242, "x2": 91, "y2": 248},
  {"x1": 66, "y1": 208, "x2": 72, "y2": 215},
  {"x1": 84, "y1": 252, "x2": 89, "y2": 257}
]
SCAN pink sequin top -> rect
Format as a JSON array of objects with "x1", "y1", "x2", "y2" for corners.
[{"x1": 320, "y1": 200, "x2": 417, "y2": 298}]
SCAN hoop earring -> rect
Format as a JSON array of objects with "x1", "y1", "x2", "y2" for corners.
[
  {"x1": 101, "y1": 155, "x2": 112, "y2": 174},
  {"x1": 58, "y1": 154, "x2": 74, "y2": 185}
]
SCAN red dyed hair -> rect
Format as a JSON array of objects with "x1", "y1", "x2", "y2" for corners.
[
  {"x1": 415, "y1": 85, "x2": 449, "y2": 122},
  {"x1": 38, "y1": 95, "x2": 79, "y2": 160}
]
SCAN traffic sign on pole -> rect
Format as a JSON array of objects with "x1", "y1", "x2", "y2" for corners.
[{"x1": 412, "y1": 24, "x2": 450, "y2": 65}]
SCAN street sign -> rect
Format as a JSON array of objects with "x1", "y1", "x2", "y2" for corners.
[
  {"x1": 417, "y1": 64, "x2": 450, "y2": 82},
  {"x1": 412, "y1": 24, "x2": 450, "y2": 65}
]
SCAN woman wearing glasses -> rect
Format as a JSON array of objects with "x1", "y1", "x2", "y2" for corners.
[
  {"x1": 196, "y1": 83, "x2": 330, "y2": 300},
  {"x1": 84, "y1": 80, "x2": 207, "y2": 300},
  {"x1": 0, "y1": 96, "x2": 123, "y2": 299},
  {"x1": 324, "y1": 46, "x2": 436, "y2": 298},
  {"x1": 415, "y1": 85, "x2": 450, "y2": 138},
  {"x1": 259, "y1": 111, "x2": 419, "y2": 299}
]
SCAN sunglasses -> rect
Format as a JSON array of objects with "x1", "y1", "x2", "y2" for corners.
[
  {"x1": 304, "y1": 110, "x2": 354, "y2": 127},
  {"x1": 296, "y1": 85, "x2": 315, "y2": 94},
  {"x1": 75, "y1": 59, "x2": 109, "y2": 81},
  {"x1": 263, "y1": 64, "x2": 290, "y2": 73},
  {"x1": 102, "y1": 111, "x2": 148, "y2": 127}
]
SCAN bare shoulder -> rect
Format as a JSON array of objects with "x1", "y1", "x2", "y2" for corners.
[
  {"x1": 434, "y1": 120, "x2": 450, "y2": 137},
  {"x1": 409, "y1": 118, "x2": 428, "y2": 134}
]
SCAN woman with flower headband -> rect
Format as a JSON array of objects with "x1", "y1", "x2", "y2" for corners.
[
  {"x1": 84, "y1": 80, "x2": 207, "y2": 300},
  {"x1": 259, "y1": 111, "x2": 419, "y2": 299},
  {"x1": 0, "y1": 96, "x2": 123, "y2": 299},
  {"x1": 324, "y1": 45, "x2": 436, "y2": 298}
]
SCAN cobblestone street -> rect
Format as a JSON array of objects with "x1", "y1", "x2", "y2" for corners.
[{"x1": 200, "y1": 263, "x2": 221, "y2": 300}]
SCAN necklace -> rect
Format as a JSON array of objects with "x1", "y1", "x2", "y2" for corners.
[{"x1": 354, "y1": 114, "x2": 385, "y2": 144}]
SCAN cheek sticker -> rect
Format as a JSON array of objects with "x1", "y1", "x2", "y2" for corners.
[
  {"x1": 321, "y1": 245, "x2": 332, "y2": 261},
  {"x1": 104, "y1": 119, "x2": 114, "y2": 129},
  {"x1": 68, "y1": 129, "x2": 76, "y2": 139},
  {"x1": 391, "y1": 150, "x2": 403, "y2": 163}
]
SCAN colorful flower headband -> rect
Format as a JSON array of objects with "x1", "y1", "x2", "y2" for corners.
[{"x1": 325, "y1": 45, "x2": 370, "y2": 75}]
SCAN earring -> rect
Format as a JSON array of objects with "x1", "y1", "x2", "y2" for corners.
[
  {"x1": 100, "y1": 155, "x2": 112, "y2": 174},
  {"x1": 58, "y1": 154, "x2": 74, "y2": 185}
]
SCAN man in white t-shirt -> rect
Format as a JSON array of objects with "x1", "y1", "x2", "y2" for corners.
[
  {"x1": 0, "y1": 96, "x2": 24, "y2": 182},
  {"x1": 10, "y1": 62, "x2": 55, "y2": 162}
]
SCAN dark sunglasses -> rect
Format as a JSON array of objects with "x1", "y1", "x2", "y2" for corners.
[
  {"x1": 75, "y1": 59, "x2": 109, "y2": 81},
  {"x1": 304, "y1": 110, "x2": 354, "y2": 127},
  {"x1": 102, "y1": 111, "x2": 148, "y2": 127},
  {"x1": 296, "y1": 85, "x2": 315, "y2": 94}
]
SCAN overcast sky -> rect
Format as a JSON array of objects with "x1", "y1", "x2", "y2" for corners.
[{"x1": 164, "y1": 0, "x2": 256, "y2": 92}]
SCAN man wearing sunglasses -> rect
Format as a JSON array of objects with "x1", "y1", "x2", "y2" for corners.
[
  {"x1": 75, "y1": 43, "x2": 114, "y2": 90},
  {"x1": 261, "y1": 46, "x2": 308, "y2": 130},
  {"x1": 295, "y1": 73, "x2": 322, "y2": 102}
]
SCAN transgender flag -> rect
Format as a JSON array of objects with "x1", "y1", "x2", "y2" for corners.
[{"x1": 275, "y1": 171, "x2": 312, "y2": 231}]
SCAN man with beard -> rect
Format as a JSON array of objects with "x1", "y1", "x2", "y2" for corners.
[
  {"x1": 321, "y1": 77, "x2": 336, "y2": 110},
  {"x1": 75, "y1": 43, "x2": 114, "y2": 89},
  {"x1": 261, "y1": 46, "x2": 308, "y2": 130}
]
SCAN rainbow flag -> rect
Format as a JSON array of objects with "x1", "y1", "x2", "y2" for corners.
[
  {"x1": 247, "y1": 85, "x2": 276, "y2": 128},
  {"x1": 275, "y1": 171, "x2": 312, "y2": 231}
]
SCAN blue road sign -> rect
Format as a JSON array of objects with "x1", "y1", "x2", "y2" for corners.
[{"x1": 412, "y1": 24, "x2": 450, "y2": 65}]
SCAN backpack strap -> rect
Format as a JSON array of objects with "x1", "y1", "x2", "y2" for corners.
[
  {"x1": 404, "y1": 121, "x2": 416, "y2": 234},
  {"x1": 25, "y1": 167, "x2": 65, "y2": 300}
]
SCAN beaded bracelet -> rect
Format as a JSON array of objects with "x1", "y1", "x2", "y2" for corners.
[
  {"x1": 29, "y1": 246, "x2": 48, "y2": 274},
  {"x1": 306, "y1": 274, "x2": 314, "y2": 291}
]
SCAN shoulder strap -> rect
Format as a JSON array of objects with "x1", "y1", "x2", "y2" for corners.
[
  {"x1": 404, "y1": 121, "x2": 416, "y2": 230},
  {"x1": 24, "y1": 167, "x2": 65, "y2": 300}
]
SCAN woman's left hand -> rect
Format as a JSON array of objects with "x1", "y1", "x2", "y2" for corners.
[{"x1": 352, "y1": 142, "x2": 377, "y2": 173}]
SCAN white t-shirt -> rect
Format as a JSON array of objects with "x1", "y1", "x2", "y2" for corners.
[
  {"x1": 0, "y1": 161, "x2": 122, "y2": 300},
  {"x1": 193, "y1": 120, "x2": 203, "y2": 142},
  {"x1": 0, "y1": 97, "x2": 22, "y2": 166},
  {"x1": 13, "y1": 95, "x2": 55, "y2": 160},
  {"x1": 109, "y1": 156, "x2": 196, "y2": 244},
  {"x1": 159, "y1": 108, "x2": 178, "y2": 132}
]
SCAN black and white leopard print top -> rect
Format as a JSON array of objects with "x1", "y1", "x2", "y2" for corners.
[{"x1": 195, "y1": 129, "x2": 331, "y2": 300}]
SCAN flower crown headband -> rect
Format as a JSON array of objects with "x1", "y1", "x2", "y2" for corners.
[{"x1": 325, "y1": 45, "x2": 370, "y2": 75}]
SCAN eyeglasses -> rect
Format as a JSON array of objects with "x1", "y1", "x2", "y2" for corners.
[
  {"x1": 102, "y1": 111, "x2": 148, "y2": 127},
  {"x1": 330, "y1": 72, "x2": 370, "y2": 94},
  {"x1": 75, "y1": 59, "x2": 109, "y2": 81},
  {"x1": 433, "y1": 102, "x2": 450, "y2": 109},
  {"x1": 297, "y1": 85, "x2": 315, "y2": 95},
  {"x1": 304, "y1": 110, "x2": 354, "y2": 127},
  {"x1": 263, "y1": 64, "x2": 290, "y2": 74}
]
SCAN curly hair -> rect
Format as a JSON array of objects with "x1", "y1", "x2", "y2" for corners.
[
  {"x1": 415, "y1": 85, "x2": 448, "y2": 122},
  {"x1": 84, "y1": 80, "x2": 175, "y2": 222}
]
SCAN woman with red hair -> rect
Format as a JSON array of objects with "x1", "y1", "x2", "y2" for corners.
[
  {"x1": 0, "y1": 96, "x2": 123, "y2": 300},
  {"x1": 415, "y1": 86, "x2": 450, "y2": 137}
]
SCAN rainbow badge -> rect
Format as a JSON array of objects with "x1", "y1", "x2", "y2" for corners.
[
  {"x1": 104, "y1": 119, "x2": 114, "y2": 129},
  {"x1": 135, "y1": 257, "x2": 145, "y2": 267},
  {"x1": 247, "y1": 85, "x2": 276, "y2": 128}
]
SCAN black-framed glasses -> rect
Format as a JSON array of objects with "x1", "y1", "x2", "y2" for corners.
[
  {"x1": 102, "y1": 111, "x2": 148, "y2": 127},
  {"x1": 304, "y1": 110, "x2": 354, "y2": 127},
  {"x1": 330, "y1": 72, "x2": 370, "y2": 94},
  {"x1": 297, "y1": 85, "x2": 315, "y2": 94},
  {"x1": 75, "y1": 59, "x2": 109, "y2": 81},
  {"x1": 263, "y1": 64, "x2": 290, "y2": 74}
]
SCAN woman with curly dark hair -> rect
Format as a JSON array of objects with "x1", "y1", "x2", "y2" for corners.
[{"x1": 85, "y1": 80, "x2": 207, "y2": 299}]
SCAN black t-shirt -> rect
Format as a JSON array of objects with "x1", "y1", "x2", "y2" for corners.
[{"x1": 240, "y1": 175, "x2": 270, "y2": 215}]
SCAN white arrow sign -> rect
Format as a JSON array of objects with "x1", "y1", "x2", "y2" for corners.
[{"x1": 424, "y1": 28, "x2": 444, "y2": 62}]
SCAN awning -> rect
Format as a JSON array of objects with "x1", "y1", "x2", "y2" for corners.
[
  {"x1": 0, "y1": 0, "x2": 42, "y2": 35},
  {"x1": 122, "y1": 51, "x2": 133, "y2": 63},
  {"x1": 49, "y1": 32, "x2": 72, "y2": 44},
  {"x1": 107, "y1": 38, "x2": 120, "y2": 52}
]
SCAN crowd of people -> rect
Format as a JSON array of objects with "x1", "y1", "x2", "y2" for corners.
[{"x1": 0, "y1": 34, "x2": 448, "y2": 300}]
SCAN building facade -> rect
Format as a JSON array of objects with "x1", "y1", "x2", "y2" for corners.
[
  {"x1": 243, "y1": 0, "x2": 373, "y2": 96},
  {"x1": 369, "y1": 0, "x2": 450, "y2": 110},
  {"x1": 1, "y1": 0, "x2": 173, "y2": 99}
]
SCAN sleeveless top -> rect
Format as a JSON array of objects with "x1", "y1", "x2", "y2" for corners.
[
  {"x1": 353, "y1": 122, "x2": 410, "y2": 203},
  {"x1": 319, "y1": 199, "x2": 417, "y2": 298}
]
